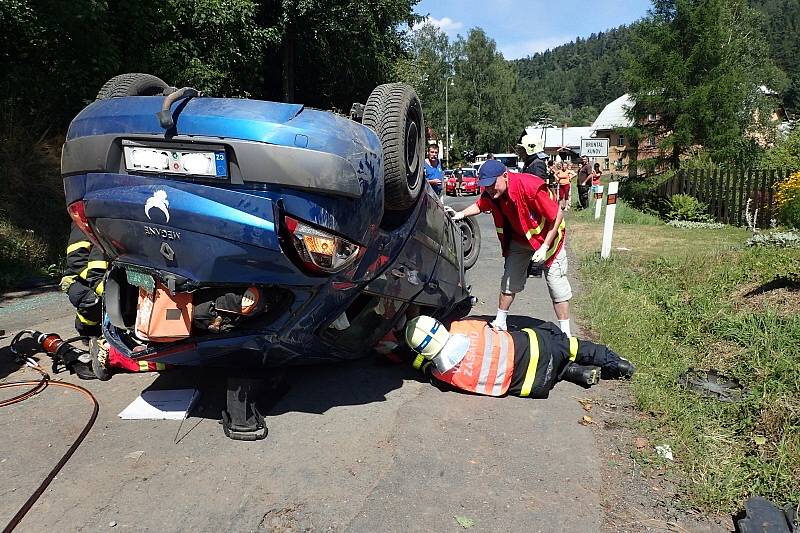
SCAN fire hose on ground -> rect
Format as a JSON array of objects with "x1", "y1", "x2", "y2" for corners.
[{"x1": 1, "y1": 331, "x2": 99, "y2": 533}]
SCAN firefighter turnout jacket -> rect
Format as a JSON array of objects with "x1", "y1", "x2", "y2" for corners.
[
  {"x1": 61, "y1": 223, "x2": 108, "y2": 336},
  {"x1": 411, "y1": 319, "x2": 615, "y2": 399}
]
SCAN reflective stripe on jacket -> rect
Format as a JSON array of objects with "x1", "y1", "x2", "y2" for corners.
[
  {"x1": 431, "y1": 320, "x2": 515, "y2": 397},
  {"x1": 63, "y1": 223, "x2": 107, "y2": 296}
]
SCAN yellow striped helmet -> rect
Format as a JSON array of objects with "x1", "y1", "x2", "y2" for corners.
[{"x1": 404, "y1": 315, "x2": 451, "y2": 360}]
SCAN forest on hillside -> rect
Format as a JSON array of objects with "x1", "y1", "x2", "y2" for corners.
[
  {"x1": 515, "y1": 26, "x2": 632, "y2": 121},
  {"x1": 515, "y1": 0, "x2": 800, "y2": 120}
]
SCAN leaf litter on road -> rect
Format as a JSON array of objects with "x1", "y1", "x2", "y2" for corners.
[{"x1": 454, "y1": 515, "x2": 475, "y2": 529}]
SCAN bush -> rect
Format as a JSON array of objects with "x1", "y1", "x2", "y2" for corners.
[
  {"x1": 0, "y1": 221, "x2": 53, "y2": 290},
  {"x1": 666, "y1": 194, "x2": 712, "y2": 222},
  {"x1": 747, "y1": 230, "x2": 800, "y2": 247},
  {"x1": 775, "y1": 171, "x2": 800, "y2": 228},
  {"x1": 0, "y1": 118, "x2": 69, "y2": 289},
  {"x1": 667, "y1": 220, "x2": 726, "y2": 229},
  {"x1": 619, "y1": 171, "x2": 675, "y2": 210},
  {"x1": 762, "y1": 128, "x2": 800, "y2": 170}
]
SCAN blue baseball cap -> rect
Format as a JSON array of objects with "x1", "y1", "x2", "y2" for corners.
[{"x1": 477, "y1": 160, "x2": 507, "y2": 186}]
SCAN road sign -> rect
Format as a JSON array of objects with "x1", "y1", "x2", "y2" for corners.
[{"x1": 580, "y1": 138, "x2": 609, "y2": 158}]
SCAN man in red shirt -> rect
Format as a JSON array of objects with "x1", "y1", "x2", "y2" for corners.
[{"x1": 448, "y1": 160, "x2": 573, "y2": 335}]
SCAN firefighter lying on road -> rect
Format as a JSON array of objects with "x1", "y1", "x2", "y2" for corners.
[{"x1": 402, "y1": 316, "x2": 635, "y2": 398}]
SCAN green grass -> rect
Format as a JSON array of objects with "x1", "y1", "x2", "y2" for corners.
[
  {"x1": 0, "y1": 124, "x2": 69, "y2": 291},
  {"x1": 570, "y1": 198, "x2": 664, "y2": 226},
  {"x1": 0, "y1": 221, "x2": 61, "y2": 291},
  {"x1": 569, "y1": 209, "x2": 800, "y2": 513}
]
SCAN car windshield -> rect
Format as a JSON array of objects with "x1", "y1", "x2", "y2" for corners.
[{"x1": 461, "y1": 169, "x2": 476, "y2": 177}]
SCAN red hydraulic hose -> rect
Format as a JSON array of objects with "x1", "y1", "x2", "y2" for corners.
[{"x1": 1, "y1": 365, "x2": 99, "y2": 533}]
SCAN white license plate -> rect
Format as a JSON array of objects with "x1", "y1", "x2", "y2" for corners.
[{"x1": 123, "y1": 146, "x2": 227, "y2": 178}]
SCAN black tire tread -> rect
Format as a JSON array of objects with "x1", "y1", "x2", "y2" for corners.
[
  {"x1": 459, "y1": 218, "x2": 481, "y2": 270},
  {"x1": 96, "y1": 73, "x2": 169, "y2": 100},
  {"x1": 363, "y1": 83, "x2": 425, "y2": 212}
]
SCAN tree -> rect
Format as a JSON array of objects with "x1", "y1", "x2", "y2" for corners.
[
  {"x1": 751, "y1": 0, "x2": 800, "y2": 115},
  {"x1": 625, "y1": 0, "x2": 782, "y2": 169},
  {"x1": 399, "y1": 23, "x2": 454, "y2": 142},
  {"x1": 450, "y1": 29, "x2": 526, "y2": 154},
  {"x1": 149, "y1": 0, "x2": 273, "y2": 98},
  {"x1": 515, "y1": 26, "x2": 633, "y2": 111},
  {"x1": 762, "y1": 127, "x2": 800, "y2": 170},
  {"x1": 258, "y1": 0, "x2": 421, "y2": 108}
]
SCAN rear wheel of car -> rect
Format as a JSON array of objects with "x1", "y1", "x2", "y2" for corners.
[
  {"x1": 457, "y1": 217, "x2": 481, "y2": 270},
  {"x1": 362, "y1": 83, "x2": 425, "y2": 212},
  {"x1": 96, "y1": 73, "x2": 169, "y2": 100}
]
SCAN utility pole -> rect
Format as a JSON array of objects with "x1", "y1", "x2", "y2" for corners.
[
  {"x1": 445, "y1": 77, "x2": 453, "y2": 169},
  {"x1": 445, "y1": 79, "x2": 450, "y2": 169}
]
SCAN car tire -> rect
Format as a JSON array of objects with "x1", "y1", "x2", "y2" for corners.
[
  {"x1": 457, "y1": 217, "x2": 481, "y2": 270},
  {"x1": 362, "y1": 83, "x2": 425, "y2": 212},
  {"x1": 96, "y1": 73, "x2": 169, "y2": 100}
]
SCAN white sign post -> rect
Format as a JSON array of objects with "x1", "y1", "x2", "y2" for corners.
[
  {"x1": 601, "y1": 181, "x2": 619, "y2": 259},
  {"x1": 594, "y1": 185, "x2": 604, "y2": 220},
  {"x1": 580, "y1": 138, "x2": 609, "y2": 158}
]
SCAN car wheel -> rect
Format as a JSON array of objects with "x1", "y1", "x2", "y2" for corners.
[
  {"x1": 457, "y1": 217, "x2": 481, "y2": 270},
  {"x1": 362, "y1": 83, "x2": 425, "y2": 212},
  {"x1": 96, "y1": 73, "x2": 169, "y2": 100}
]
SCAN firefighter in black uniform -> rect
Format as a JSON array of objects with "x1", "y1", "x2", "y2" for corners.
[
  {"x1": 403, "y1": 316, "x2": 635, "y2": 398},
  {"x1": 59, "y1": 223, "x2": 109, "y2": 379}
]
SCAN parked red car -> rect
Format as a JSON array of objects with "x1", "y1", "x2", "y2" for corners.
[{"x1": 445, "y1": 168, "x2": 479, "y2": 195}]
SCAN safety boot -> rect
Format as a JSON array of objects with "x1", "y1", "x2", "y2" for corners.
[
  {"x1": 562, "y1": 363, "x2": 601, "y2": 388},
  {"x1": 90, "y1": 336, "x2": 112, "y2": 381},
  {"x1": 601, "y1": 355, "x2": 636, "y2": 380}
]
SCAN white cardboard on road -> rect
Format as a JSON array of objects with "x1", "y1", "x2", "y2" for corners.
[{"x1": 118, "y1": 389, "x2": 200, "y2": 420}]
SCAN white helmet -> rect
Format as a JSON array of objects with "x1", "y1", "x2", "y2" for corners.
[
  {"x1": 517, "y1": 133, "x2": 543, "y2": 156},
  {"x1": 405, "y1": 315, "x2": 450, "y2": 359},
  {"x1": 404, "y1": 316, "x2": 470, "y2": 373}
]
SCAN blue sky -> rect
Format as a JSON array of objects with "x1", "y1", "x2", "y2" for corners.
[{"x1": 414, "y1": 0, "x2": 653, "y2": 59}]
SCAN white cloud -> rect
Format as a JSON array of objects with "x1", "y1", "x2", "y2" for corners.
[
  {"x1": 499, "y1": 36, "x2": 573, "y2": 60},
  {"x1": 414, "y1": 16, "x2": 464, "y2": 34}
]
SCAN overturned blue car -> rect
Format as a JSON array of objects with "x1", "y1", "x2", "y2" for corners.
[{"x1": 62, "y1": 73, "x2": 480, "y2": 369}]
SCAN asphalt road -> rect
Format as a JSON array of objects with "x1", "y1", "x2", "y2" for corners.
[{"x1": 0, "y1": 195, "x2": 602, "y2": 532}]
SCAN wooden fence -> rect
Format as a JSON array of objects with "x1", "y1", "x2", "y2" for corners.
[{"x1": 656, "y1": 169, "x2": 794, "y2": 228}]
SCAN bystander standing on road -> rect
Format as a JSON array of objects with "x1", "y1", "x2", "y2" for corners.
[
  {"x1": 446, "y1": 160, "x2": 573, "y2": 336},
  {"x1": 556, "y1": 162, "x2": 572, "y2": 211},
  {"x1": 577, "y1": 155, "x2": 592, "y2": 209},
  {"x1": 424, "y1": 144, "x2": 444, "y2": 197},
  {"x1": 591, "y1": 163, "x2": 602, "y2": 193}
]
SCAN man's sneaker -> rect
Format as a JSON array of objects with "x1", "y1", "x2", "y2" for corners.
[
  {"x1": 562, "y1": 363, "x2": 601, "y2": 388},
  {"x1": 90, "y1": 337, "x2": 112, "y2": 381},
  {"x1": 601, "y1": 356, "x2": 636, "y2": 380},
  {"x1": 71, "y1": 360, "x2": 98, "y2": 380}
]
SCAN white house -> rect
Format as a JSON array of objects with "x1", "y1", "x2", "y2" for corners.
[{"x1": 522, "y1": 125, "x2": 595, "y2": 163}]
